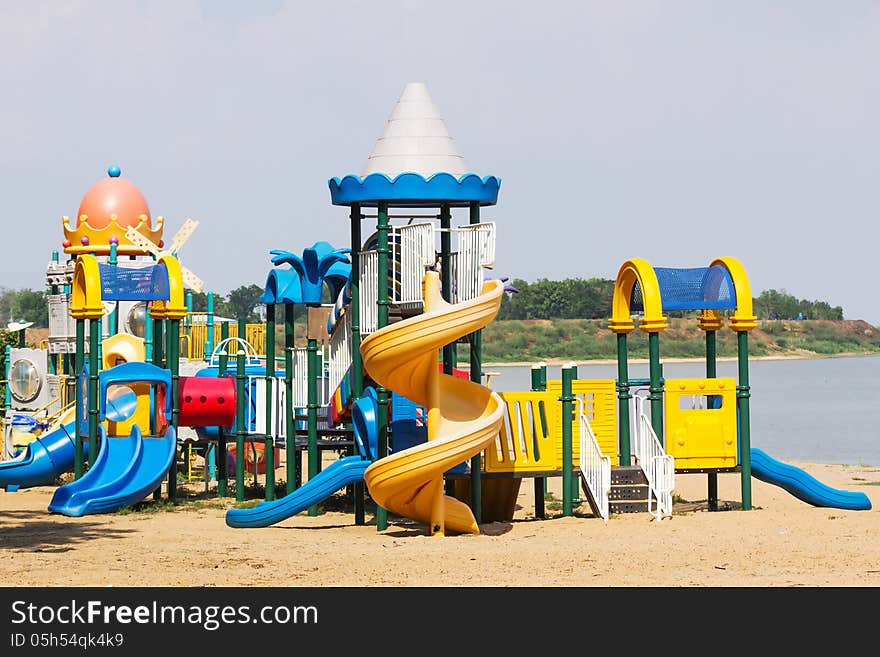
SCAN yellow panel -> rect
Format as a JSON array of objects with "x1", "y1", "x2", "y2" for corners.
[
  {"x1": 664, "y1": 378, "x2": 738, "y2": 469},
  {"x1": 485, "y1": 391, "x2": 561, "y2": 473},
  {"x1": 106, "y1": 382, "x2": 152, "y2": 438},
  {"x1": 546, "y1": 379, "x2": 619, "y2": 466}
]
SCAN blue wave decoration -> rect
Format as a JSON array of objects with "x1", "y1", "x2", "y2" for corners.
[{"x1": 328, "y1": 172, "x2": 501, "y2": 207}]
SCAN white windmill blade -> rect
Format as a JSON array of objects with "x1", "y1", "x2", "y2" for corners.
[
  {"x1": 181, "y1": 266, "x2": 204, "y2": 293},
  {"x1": 170, "y1": 218, "x2": 199, "y2": 255},
  {"x1": 125, "y1": 225, "x2": 162, "y2": 257}
]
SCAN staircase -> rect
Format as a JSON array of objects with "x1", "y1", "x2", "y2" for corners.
[{"x1": 609, "y1": 465, "x2": 652, "y2": 514}]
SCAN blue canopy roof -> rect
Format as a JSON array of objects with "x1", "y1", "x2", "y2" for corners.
[{"x1": 328, "y1": 172, "x2": 500, "y2": 208}]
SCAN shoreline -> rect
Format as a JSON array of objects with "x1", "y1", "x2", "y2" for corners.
[{"x1": 474, "y1": 351, "x2": 880, "y2": 369}]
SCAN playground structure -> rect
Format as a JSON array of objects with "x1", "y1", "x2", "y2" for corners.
[{"x1": 0, "y1": 82, "x2": 871, "y2": 532}]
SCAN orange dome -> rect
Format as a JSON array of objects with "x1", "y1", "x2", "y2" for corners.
[{"x1": 76, "y1": 168, "x2": 151, "y2": 229}]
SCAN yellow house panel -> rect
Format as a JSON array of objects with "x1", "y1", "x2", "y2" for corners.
[{"x1": 664, "y1": 378, "x2": 738, "y2": 470}]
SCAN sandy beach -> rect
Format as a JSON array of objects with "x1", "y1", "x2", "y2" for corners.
[{"x1": 1, "y1": 460, "x2": 877, "y2": 588}]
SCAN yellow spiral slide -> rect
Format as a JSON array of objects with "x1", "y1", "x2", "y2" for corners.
[{"x1": 361, "y1": 270, "x2": 505, "y2": 536}]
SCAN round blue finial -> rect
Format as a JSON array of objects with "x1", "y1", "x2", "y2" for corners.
[{"x1": 107, "y1": 165, "x2": 121, "y2": 178}]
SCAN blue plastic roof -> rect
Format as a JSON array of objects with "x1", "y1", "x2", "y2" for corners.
[{"x1": 328, "y1": 172, "x2": 500, "y2": 207}]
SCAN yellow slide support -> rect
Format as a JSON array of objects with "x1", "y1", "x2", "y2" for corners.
[{"x1": 360, "y1": 271, "x2": 505, "y2": 536}]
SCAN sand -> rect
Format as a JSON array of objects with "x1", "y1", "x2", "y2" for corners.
[{"x1": 1, "y1": 460, "x2": 878, "y2": 588}]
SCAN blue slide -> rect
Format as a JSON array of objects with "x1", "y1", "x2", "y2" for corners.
[
  {"x1": 225, "y1": 387, "x2": 380, "y2": 529},
  {"x1": 48, "y1": 425, "x2": 177, "y2": 517},
  {"x1": 750, "y1": 447, "x2": 872, "y2": 511},
  {"x1": 225, "y1": 455, "x2": 370, "y2": 528},
  {"x1": 0, "y1": 413, "x2": 78, "y2": 492}
]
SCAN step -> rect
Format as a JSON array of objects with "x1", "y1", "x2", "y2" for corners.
[
  {"x1": 611, "y1": 465, "x2": 648, "y2": 486},
  {"x1": 609, "y1": 500, "x2": 651, "y2": 514},
  {"x1": 609, "y1": 484, "x2": 649, "y2": 501}
]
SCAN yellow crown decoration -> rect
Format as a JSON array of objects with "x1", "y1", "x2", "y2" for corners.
[{"x1": 61, "y1": 213, "x2": 165, "y2": 256}]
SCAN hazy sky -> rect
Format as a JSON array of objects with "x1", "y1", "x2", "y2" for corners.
[{"x1": 2, "y1": 1, "x2": 878, "y2": 323}]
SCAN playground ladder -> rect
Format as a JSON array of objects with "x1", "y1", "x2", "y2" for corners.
[{"x1": 631, "y1": 394, "x2": 675, "y2": 521}]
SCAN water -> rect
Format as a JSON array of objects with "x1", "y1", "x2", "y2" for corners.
[{"x1": 483, "y1": 355, "x2": 880, "y2": 467}]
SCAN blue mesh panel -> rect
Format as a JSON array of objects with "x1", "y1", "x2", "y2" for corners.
[
  {"x1": 631, "y1": 266, "x2": 736, "y2": 312},
  {"x1": 99, "y1": 263, "x2": 170, "y2": 301}
]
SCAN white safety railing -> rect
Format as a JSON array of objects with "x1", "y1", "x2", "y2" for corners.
[
  {"x1": 577, "y1": 398, "x2": 611, "y2": 522},
  {"x1": 632, "y1": 393, "x2": 675, "y2": 521},
  {"x1": 392, "y1": 222, "x2": 436, "y2": 307},
  {"x1": 449, "y1": 222, "x2": 496, "y2": 303},
  {"x1": 328, "y1": 309, "x2": 352, "y2": 401},
  {"x1": 359, "y1": 250, "x2": 378, "y2": 335}
]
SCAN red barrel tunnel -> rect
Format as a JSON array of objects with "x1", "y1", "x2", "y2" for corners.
[{"x1": 176, "y1": 376, "x2": 237, "y2": 428}]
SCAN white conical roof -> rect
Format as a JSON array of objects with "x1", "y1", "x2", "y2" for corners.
[{"x1": 361, "y1": 82, "x2": 469, "y2": 178}]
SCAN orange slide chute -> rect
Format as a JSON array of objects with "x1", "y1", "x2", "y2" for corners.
[{"x1": 360, "y1": 271, "x2": 505, "y2": 536}]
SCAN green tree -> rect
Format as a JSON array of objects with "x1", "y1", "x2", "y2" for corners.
[
  {"x1": 12, "y1": 289, "x2": 49, "y2": 327},
  {"x1": 226, "y1": 284, "x2": 264, "y2": 322}
]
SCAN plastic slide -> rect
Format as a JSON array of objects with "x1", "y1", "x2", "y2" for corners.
[
  {"x1": 48, "y1": 425, "x2": 177, "y2": 517},
  {"x1": 225, "y1": 456, "x2": 370, "y2": 528},
  {"x1": 0, "y1": 408, "x2": 78, "y2": 491},
  {"x1": 225, "y1": 387, "x2": 379, "y2": 529},
  {"x1": 360, "y1": 271, "x2": 506, "y2": 535},
  {"x1": 750, "y1": 447, "x2": 872, "y2": 511}
]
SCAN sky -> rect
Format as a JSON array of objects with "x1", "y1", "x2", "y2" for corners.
[{"x1": 1, "y1": 1, "x2": 878, "y2": 323}]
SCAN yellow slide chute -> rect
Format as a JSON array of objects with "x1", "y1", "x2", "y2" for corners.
[{"x1": 360, "y1": 271, "x2": 505, "y2": 536}]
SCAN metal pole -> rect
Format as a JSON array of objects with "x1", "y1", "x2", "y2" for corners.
[
  {"x1": 167, "y1": 318, "x2": 180, "y2": 503},
  {"x1": 349, "y1": 203, "x2": 365, "y2": 525},
  {"x1": 560, "y1": 363, "x2": 576, "y2": 517},
  {"x1": 108, "y1": 243, "x2": 118, "y2": 336},
  {"x1": 530, "y1": 362, "x2": 547, "y2": 518},
  {"x1": 74, "y1": 319, "x2": 85, "y2": 479},
  {"x1": 284, "y1": 303, "x2": 297, "y2": 494},
  {"x1": 737, "y1": 331, "x2": 753, "y2": 510},
  {"x1": 468, "y1": 202, "x2": 482, "y2": 524},
  {"x1": 439, "y1": 204, "x2": 454, "y2": 374},
  {"x1": 235, "y1": 347, "x2": 246, "y2": 502},
  {"x1": 264, "y1": 304, "x2": 275, "y2": 502},
  {"x1": 706, "y1": 329, "x2": 718, "y2": 511},
  {"x1": 648, "y1": 332, "x2": 664, "y2": 446},
  {"x1": 151, "y1": 315, "x2": 164, "y2": 501},
  {"x1": 616, "y1": 333, "x2": 631, "y2": 466},
  {"x1": 205, "y1": 292, "x2": 215, "y2": 359},
  {"x1": 375, "y1": 201, "x2": 390, "y2": 531},
  {"x1": 306, "y1": 314, "x2": 319, "y2": 516},
  {"x1": 87, "y1": 318, "x2": 100, "y2": 467},
  {"x1": 216, "y1": 322, "x2": 229, "y2": 498}
]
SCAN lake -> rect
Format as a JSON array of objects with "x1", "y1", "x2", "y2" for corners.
[{"x1": 482, "y1": 354, "x2": 880, "y2": 467}]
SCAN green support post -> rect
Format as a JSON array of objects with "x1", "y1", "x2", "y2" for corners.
[
  {"x1": 166, "y1": 318, "x2": 181, "y2": 503},
  {"x1": 306, "y1": 308, "x2": 319, "y2": 516},
  {"x1": 144, "y1": 311, "x2": 153, "y2": 363},
  {"x1": 467, "y1": 201, "x2": 482, "y2": 524},
  {"x1": 87, "y1": 318, "x2": 100, "y2": 469},
  {"x1": 205, "y1": 293, "x2": 215, "y2": 359},
  {"x1": 531, "y1": 362, "x2": 547, "y2": 518},
  {"x1": 151, "y1": 316, "x2": 164, "y2": 501},
  {"x1": 737, "y1": 331, "x2": 753, "y2": 510},
  {"x1": 349, "y1": 204, "x2": 365, "y2": 525},
  {"x1": 560, "y1": 363, "x2": 576, "y2": 517},
  {"x1": 648, "y1": 332, "x2": 664, "y2": 446},
  {"x1": 706, "y1": 329, "x2": 718, "y2": 511},
  {"x1": 439, "y1": 204, "x2": 454, "y2": 375},
  {"x1": 375, "y1": 201, "x2": 390, "y2": 531},
  {"x1": 216, "y1": 322, "x2": 229, "y2": 498},
  {"x1": 264, "y1": 304, "x2": 276, "y2": 502},
  {"x1": 4, "y1": 345, "x2": 11, "y2": 413},
  {"x1": 616, "y1": 334, "x2": 631, "y2": 466},
  {"x1": 108, "y1": 243, "x2": 118, "y2": 337},
  {"x1": 74, "y1": 319, "x2": 85, "y2": 479},
  {"x1": 284, "y1": 304, "x2": 297, "y2": 494},
  {"x1": 235, "y1": 347, "x2": 246, "y2": 502}
]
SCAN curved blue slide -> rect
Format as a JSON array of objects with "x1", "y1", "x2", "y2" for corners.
[
  {"x1": 225, "y1": 387, "x2": 380, "y2": 529},
  {"x1": 750, "y1": 447, "x2": 872, "y2": 511},
  {"x1": 0, "y1": 414, "x2": 78, "y2": 492},
  {"x1": 48, "y1": 425, "x2": 177, "y2": 517},
  {"x1": 225, "y1": 455, "x2": 370, "y2": 528}
]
